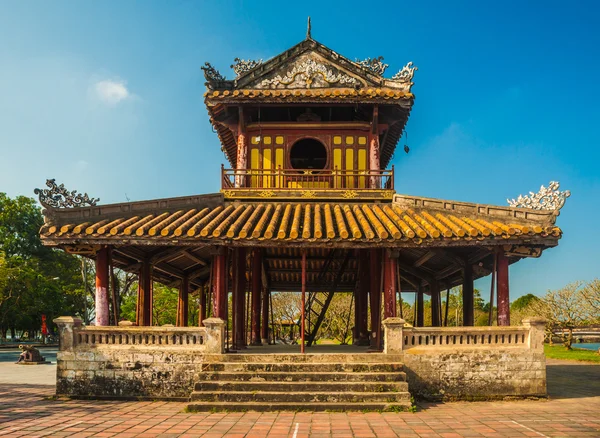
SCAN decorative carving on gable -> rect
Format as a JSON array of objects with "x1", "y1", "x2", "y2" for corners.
[
  {"x1": 35, "y1": 179, "x2": 99, "y2": 209},
  {"x1": 356, "y1": 56, "x2": 388, "y2": 76},
  {"x1": 507, "y1": 181, "x2": 570, "y2": 211},
  {"x1": 391, "y1": 61, "x2": 418, "y2": 83},
  {"x1": 231, "y1": 58, "x2": 263, "y2": 77},
  {"x1": 259, "y1": 58, "x2": 359, "y2": 89}
]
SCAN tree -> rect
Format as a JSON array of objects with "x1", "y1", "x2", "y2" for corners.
[
  {"x1": 581, "y1": 279, "x2": 600, "y2": 323},
  {"x1": 530, "y1": 282, "x2": 589, "y2": 349}
]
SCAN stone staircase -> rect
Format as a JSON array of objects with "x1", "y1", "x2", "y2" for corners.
[{"x1": 187, "y1": 354, "x2": 411, "y2": 412}]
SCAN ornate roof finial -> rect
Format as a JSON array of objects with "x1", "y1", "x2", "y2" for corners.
[
  {"x1": 392, "y1": 61, "x2": 418, "y2": 82},
  {"x1": 35, "y1": 179, "x2": 99, "y2": 209},
  {"x1": 356, "y1": 56, "x2": 389, "y2": 76},
  {"x1": 507, "y1": 181, "x2": 570, "y2": 211},
  {"x1": 306, "y1": 16, "x2": 312, "y2": 40},
  {"x1": 231, "y1": 58, "x2": 263, "y2": 77}
]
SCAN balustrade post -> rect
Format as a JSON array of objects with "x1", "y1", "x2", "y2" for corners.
[
  {"x1": 382, "y1": 317, "x2": 405, "y2": 354},
  {"x1": 53, "y1": 316, "x2": 83, "y2": 351},
  {"x1": 202, "y1": 317, "x2": 226, "y2": 354},
  {"x1": 523, "y1": 317, "x2": 546, "y2": 353}
]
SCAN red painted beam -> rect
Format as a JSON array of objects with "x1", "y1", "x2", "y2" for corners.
[
  {"x1": 95, "y1": 246, "x2": 110, "y2": 326},
  {"x1": 383, "y1": 250, "x2": 397, "y2": 319},
  {"x1": 497, "y1": 251, "x2": 510, "y2": 326},
  {"x1": 251, "y1": 249, "x2": 262, "y2": 345}
]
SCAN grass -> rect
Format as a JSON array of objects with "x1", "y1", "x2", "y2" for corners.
[{"x1": 544, "y1": 344, "x2": 600, "y2": 363}]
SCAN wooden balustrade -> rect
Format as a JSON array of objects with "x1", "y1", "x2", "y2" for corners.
[{"x1": 222, "y1": 166, "x2": 394, "y2": 191}]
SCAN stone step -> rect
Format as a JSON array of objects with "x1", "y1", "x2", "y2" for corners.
[
  {"x1": 186, "y1": 401, "x2": 412, "y2": 412},
  {"x1": 195, "y1": 371, "x2": 407, "y2": 383},
  {"x1": 194, "y1": 380, "x2": 409, "y2": 393},
  {"x1": 211, "y1": 354, "x2": 403, "y2": 364},
  {"x1": 201, "y1": 362, "x2": 404, "y2": 373},
  {"x1": 189, "y1": 390, "x2": 411, "y2": 403}
]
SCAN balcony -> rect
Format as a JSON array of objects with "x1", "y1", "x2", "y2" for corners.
[{"x1": 221, "y1": 166, "x2": 395, "y2": 201}]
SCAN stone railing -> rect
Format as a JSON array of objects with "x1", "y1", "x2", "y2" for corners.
[
  {"x1": 382, "y1": 317, "x2": 546, "y2": 355},
  {"x1": 53, "y1": 316, "x2": 226, "y2": 354}
]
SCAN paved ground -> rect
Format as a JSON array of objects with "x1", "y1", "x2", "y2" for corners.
[{"x1": 0, "y1": 359, "x2": 598, "y2": 437}]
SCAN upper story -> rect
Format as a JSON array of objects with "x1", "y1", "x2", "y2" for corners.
[{"x1": 202, "y1": 30, "x2": 416, "y2": 201}]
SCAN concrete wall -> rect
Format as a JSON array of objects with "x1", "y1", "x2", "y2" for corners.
[{"x1": 383, "y1": 317, "x2": 547, "y2": 401}]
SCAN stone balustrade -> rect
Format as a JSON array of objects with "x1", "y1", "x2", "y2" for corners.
[{"x1": 54, "y1": 316, "x2": 226, "y2": 354}]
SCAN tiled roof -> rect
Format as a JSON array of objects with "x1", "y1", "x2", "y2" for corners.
[
  {"x1": 41, "y1": 197, "x2": 561, "y2": 246},
  {"x1": 204, "y1": 88, "x2": 413, "y2": 102}
]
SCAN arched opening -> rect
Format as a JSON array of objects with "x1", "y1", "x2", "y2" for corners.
[{"x1": 290, "y1": 138, "x2": 327, "y2": 170}]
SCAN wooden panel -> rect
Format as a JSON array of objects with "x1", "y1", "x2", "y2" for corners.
[
  {"x1": 250, "y1": 148, "x2": 260, "y2": 188},
  {"x1": 346, "y1": 148, "x2": 354, "y2": 188},
  {"x1": 358, "y1": 149, "x2": 367, "y2": 188},
  {"x1": 333, "y1": 148, "x2": 342, "y2": 188},
  {"x1": 263, "y1": 148, "x2": 272, "y2": 188},
  {"x1": 275, "y1": 148, "x2": 284, "y2": 188}
]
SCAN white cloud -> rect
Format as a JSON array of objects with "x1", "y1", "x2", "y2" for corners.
[{"x1": 94, "y1": 79, "x2": 130, "y2": 105}]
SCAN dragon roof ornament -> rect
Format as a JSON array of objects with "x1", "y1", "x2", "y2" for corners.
[
  {"x1": 507, "y1": 181, "x2": 570, "y2": 211},
  {"x1": 391, "y1": 61, "x2": 418, "y2": 83},
  {"x1": 231, "y1": 58, "x2": 263, "y2": 77},
  {"x1": 201, "y1": 62, "x2": 225, "y2": 87},
  {"x1": 356, "y1": 56, "x2": 388, "y2": 76},
  {"x1": 35, "y1": 179, "x2": 99, "y2": 209}
]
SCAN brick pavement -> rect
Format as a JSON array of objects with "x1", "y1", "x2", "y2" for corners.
[{"x1": 0, "y1": 359, "x2": 598, "y2": 437}]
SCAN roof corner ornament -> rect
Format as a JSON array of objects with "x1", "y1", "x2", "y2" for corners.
[
  {"x1": 306, "y1": 16, "x2": 312, "y2": 40},
  {"x1": 356, "y1": 56, "x2": 389, "y2": 76},
  {"x1": 201, "y1": 62, "x2": 225, "y2": 87},
  {"x1": 391, "y1": 61, "x2": 418, "y2": 82},
  {"x1": 231, "y1": 58, "x2": 263, "y2": 77},
  {"x1": 507, "y1": 181, "x2": 570, "y2": 211},
  {"x1": 34, "y1": 179, "x2": 99, "y2": 209}
]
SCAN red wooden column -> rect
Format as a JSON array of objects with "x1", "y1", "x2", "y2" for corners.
[
  {"x1": 199, "y1": 283, "x2": 207, "y2": 326},
  {"x1": 369, "y1": 249, "x2": 382, "y2": 349},
  {"x1": 416, "y1": 285, "x2": 424, "y2": 327},
  {"x1": 430, "y1": 280, "x2": 441, "y2": 327},
  {"x1": 250, "y1": 249, "x2": 262, "y2": 345},
  {"x1": 355, "y1": 250, "x2": 370, "y2": 345},
  {"x1": 235, "y1": 107, "x2": 247, "y2": 188},
  {"x1": 369, "y1": 106, "x2": 380, "y2": 189},
  {"x1": 497, "y1": 251, "x2": 510, "y2": 326},
  {"x1": 300, "y1": 251, "x2": 307, "y2": 354},
  {"x1": 383, "y1": 250, "x2": 397, "y2": 319},
  {"x1": 232, "y1": 248, "x2": 247, "y2": 350},
  {"x1": 212, "y1": 249, "x2": 227, "y2": 320},
  {"x1": 261, "y1": 287, "x2": 269, "y2": 344},
  {"x1": 95, "y1": 246, "x2": 110, "y2": 326},
  {"x1": 137, "y1": 260, "x2": 152, "y2": 326},
  {"x1": 462, "y1": 263, "x2": 474, "y2": 326},
  {"x1": 176, "y1": 276, "x2": 189, "y2": 327}
]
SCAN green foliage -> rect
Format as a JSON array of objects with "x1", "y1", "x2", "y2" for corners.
[
  {"x1": 0, "y1": 193, "x2": 84, "y2": 338},
  {"x1": 511, "y1": 294, "x2": 540, "y2": 311}
]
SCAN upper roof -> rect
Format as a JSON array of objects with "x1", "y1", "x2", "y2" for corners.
[{"x1": 203, "y1": 36, "x2": 416, "y2": 167}]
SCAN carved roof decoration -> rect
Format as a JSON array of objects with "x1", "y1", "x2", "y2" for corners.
[
  {"x1": 231, "y1": 58, "x2": 263, "y2": 77},
  {"x1": 356, "y1": 56, "x2": 389, "y2": 76},
  {"x1": 508, "y1": 181, "x2": 570, "y2": 211},
  {"x1": 35, "y1": 179, "x2": 99, "y2": 209}
]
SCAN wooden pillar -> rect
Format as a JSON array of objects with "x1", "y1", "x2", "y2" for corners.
[
  {"x1": 212, "y1": 250, "x2": 227, "y2": 320},
  {"x1": 176, "y1": 276, "x2": 189, "y2": 327},
  {"x1": 235, "y1": 107, "x2": 247, "y2": 188},
  {"x1": 95, "y1": 247, "x2": 110, "y2": 326},
  {"x1": 462, "y1": 264, "x2": 474, "y2": 326},
  {"x1": 358, "y1": 252, "x2": 369, "y2": 344},
  {"x1": 369, "y1": 249, "x2": 382, "y2": 348},
  {"x1": 497, "y1": 251, "x2": 510, "y2": 326},
  {"x1": 416, "y1": 285, "x2": 424, "y2": 327},
  {"x1": 301, "y1": 251, "x2": 307, "y2": 354},
  {"x1": 199, "y1": 283, "x2": 207, "y2": 326},
  {"x1": 383, "y1": 250, "x2": 397, "y2": 319},
  {"x1": 431, "y1": 280, "x2": 441, "y2": 327},
  {"x1": 261, "y1": 287, "x2": 269, "y2": 344},
  {"x1": 250, "y1": 249, "x2": 262, "y2": 345},
  {"x1": 137, "y1": 260, "x2": 152, "y2": 326},
  {"x1": 233, "y1": 248, "x2": 246, "y2": 350}
]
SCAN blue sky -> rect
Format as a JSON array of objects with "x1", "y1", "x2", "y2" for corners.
[{"x1": 0, "y1": 1, "x2": 598, "y2": 300}]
